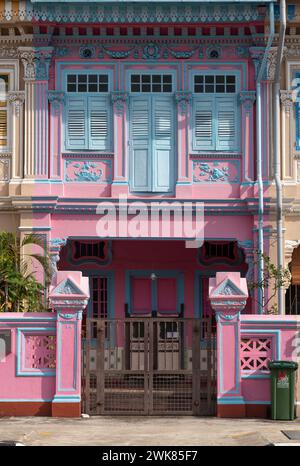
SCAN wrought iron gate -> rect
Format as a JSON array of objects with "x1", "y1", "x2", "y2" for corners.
[{"x1": 82, "y1": 317, "x2": 216, "y2": 416}]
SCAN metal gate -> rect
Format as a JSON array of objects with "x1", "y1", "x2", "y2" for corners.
[{"x1": 82, "y1": 317, "x2": 216, "y2": 416}]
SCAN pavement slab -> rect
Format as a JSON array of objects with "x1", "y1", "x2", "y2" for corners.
[{"x1": 0, "y1": 416, "x2": 300, "y2": 446}]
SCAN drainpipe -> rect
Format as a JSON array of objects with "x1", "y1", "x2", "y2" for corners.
[
  {"x1": 273, "y1": 0, "x2": 286, "y2": 315},
  {"x1": 256, "y1": 2, "x2": 275, "y2": 313}
]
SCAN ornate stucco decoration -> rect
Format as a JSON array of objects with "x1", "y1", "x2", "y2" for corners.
[
  {"x1": 0, "y1": 156, "x2": 10, "y2": 182},
  {"x1": 47, "y1": 91, "x2": 66, "y2": 114},
  {"x1": 0, "y1": 47, "x2": 18, "y2": 58},
  {"x1": 285, "y1": 240, "x2": 300, "y2": 266},
  {"x1": 7, "y1": 91, "x2": 25, "y2": 117},
  {"x1": 239, "y1": 91, "x2": 256, "y2": 112},
  {"x1": 49, "y1": 237, "x2": 67, "y2": 273},
  {"x1": 18, "y1": 47, "x2": 54, "y2": 81},
  {"x1": 174, "y1": 91, "x2": 192, "y2": 115},
  {"x1": 280, "y1": 90, "x2": 294, "y2": 116},
  {"x1": 14, "y1": 3, "x2": 264, "y2": 24},
  {"x1": 249, "y1": 47, "x2": 279, "y2": 81},
  {"x1": 111, "y1": 91, "x2": 128, "y2": 115}
]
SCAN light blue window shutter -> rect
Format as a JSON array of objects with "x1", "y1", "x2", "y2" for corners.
[
  {"x1": 152, "y1": 97, "x2": 174, "y2": 192},
  {"x1": 130, "y1": 97, "x2": 151, "y2": 192},
  {"x1": 194, "y1": 98, "x2": 214, "y2": 151},
  {"x1": 216, "y1": 97, "x2": 238, "y2": 151},
  {"x1": 89, "y1": 97, "x2": 110, "y2": 150},
  {"x1": 66, "y1": 96, "x2": 87, "y2": 150}
]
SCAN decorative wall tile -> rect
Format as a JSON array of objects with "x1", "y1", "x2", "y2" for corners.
[
  {"x1": 64, "y1": 159, "x2": 112, "y2": 183},
  {"x1": 193, "y1": 160, "x2": 240, "y2": 184}
]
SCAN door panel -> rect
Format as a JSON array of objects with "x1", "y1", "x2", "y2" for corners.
[
  {"x1": 131, "y1": 277, "x2": 152, "y2": 315},
  {"x1": 157, "y1": 278, "x2": 177, "y2": 314}
]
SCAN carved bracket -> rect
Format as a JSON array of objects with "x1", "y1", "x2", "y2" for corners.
[{"x1": 174, "y1": 91, "x2": 192, "y2": 114}]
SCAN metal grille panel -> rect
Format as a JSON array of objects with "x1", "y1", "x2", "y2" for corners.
[{"x1": 82, "y1": 317, "x2": 216, "y2": 416}]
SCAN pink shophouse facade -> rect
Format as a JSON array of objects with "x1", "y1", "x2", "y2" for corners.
[{"x1": 0, "y1": 0, "x2": 299, "y2": 418}]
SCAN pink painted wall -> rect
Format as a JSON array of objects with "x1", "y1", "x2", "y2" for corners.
[
  {"x1": 0, "y1": 314, "x2": 56, "y2": 402},
  {"x1": 240, "y1": 316, "x2": 299, "y2": 405}
]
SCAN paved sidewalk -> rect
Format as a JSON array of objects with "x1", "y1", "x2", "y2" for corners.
[{"x1": 0, "y1": 416, "x2": 300, "y2": 446}]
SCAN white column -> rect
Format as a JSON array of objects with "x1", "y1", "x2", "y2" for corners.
[{"x1": 18, "y1": 47, "x2": 53, "y2": 179}]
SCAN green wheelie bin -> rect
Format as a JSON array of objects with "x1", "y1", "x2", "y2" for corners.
[{"x1": 268, "y1": 360, "x2": 298, "y2": 420}]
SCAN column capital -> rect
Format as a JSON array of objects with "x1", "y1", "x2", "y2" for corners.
[
  {"x1": 111, "y1": 91, "x2": 129, "y2": 115},
  {"x1": 48, "y1": 90, "x2": 66, "y2": 114},
  {"x1": 280, "y1": 90, "x2": 294, "y2": 115},
  {"x1": 209, "y1": 272, "x2": 248, "y2": 317},
  {"x1": 239, "y1": 90, "x2": 256, "y2": 111},
  {"x1": 174, "y1": 91, "x2": 192, "y2": 114},
  {"x1": 18, "y1": 46, "x2": 54, "y2": 81},
  {"x1": 7, "y1": 91, "x2": 25, "y2": 117},
  {"x1": 249, "y1": 46, "x2": 281, "y2": 82}
]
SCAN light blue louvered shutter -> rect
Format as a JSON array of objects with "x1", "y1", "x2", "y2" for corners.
[
  {"x1": 194, "y1": 98, "x2": 214, "y2": 151},
  {"x1": 216, "y1": 97, "x2": 238, "y2": 151},
  {"x1": 65, "y1": 96, "x2": 87, "y2": 150},
  {"x1": 152, "y1": 97, "x2": 174, "y2": 192},
  {"x1": 88, "y1": 96, "x2": 110, "y2": 150},
  {"x1": 130, "y1": 97, "x2": 151, "y2": 192}
]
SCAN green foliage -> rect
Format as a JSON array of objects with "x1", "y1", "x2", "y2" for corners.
[
  {"x1": 248, "y1": 251, "x2": 291, "y2": 314},
  {"x1": 0, "y1": 231, "x2": 52, "y2": 312}
]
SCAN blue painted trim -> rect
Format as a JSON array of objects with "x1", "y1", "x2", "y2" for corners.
[
  {"x1": 57, "y1": 320, "x2": 78, "y2": 393},
  {"x1": 16, "y1": 327, "x2": 56, "y2": 377},
  {"x1": 217, "y1": 398, "x2": 271, "y2": 405},
  {"x1": 84, "y1": 271, "x2": 115, "y2": 319},
  {"x1": 241, "y1": 374, "x2": 271, "y2": 379},
  {"x1": 241, "y1": 328, "x2": 281, "y2": 360},
  {"x1": 52, "y1": 395, "x2": 81, "y2": 403},
  {"x1": 217, "y1": 397, "x2": 244, "y2": 405}
]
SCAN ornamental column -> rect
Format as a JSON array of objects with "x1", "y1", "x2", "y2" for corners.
[
  {"x1": 49, "y1": 271, "x2": 89, "y2": 417},
  {"x1": 111, "y1": 91, "x2": 129, "y2": 196},
  {"x1": 280, "y1": 90, "x2": 294, "y2": 180},
  {"x1": 239, "y1": 91, "x2": 256, "y2": 184},
  {"x1": 18, "y1": 47, "x2": 53, "y2": 180},
  {"x1": 7, "y1": 91, "x2": 25, "y2": 186},
  {"x1": 209, "y1": 272, "x2": 248, "y2": 418},
  {"x1": 174, "y1": 91, "x2": 192, "y2": 196},
  {"x1": 48, "y1": 91, "x2": 66, "y2": 180}
]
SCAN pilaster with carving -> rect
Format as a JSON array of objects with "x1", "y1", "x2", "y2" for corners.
[
  {"x1": 209, "y1": 272, "x2": 248, "y2": 417},
  {"x1": 48, "y1": 91, "x2": 66, "y2": 179},
  {"x1": 49, "y1": 271, "x2": 89, "y2": 417},
  {"x1": 175, "y1": 91, "x2": 192, "y2": 187},
  {"x1": 111, "y1": 92, "x2": 129, "y2": 193},
  {"x1": 18, "y1": 47, "x2": 54, "y2": 179},
  {"x1": 7, "y1": 91, "x2": 25, "y2": 181},
  {"x1": 281, "y1": 90, "x2": 294, "y2": 179},
  {"x1": 239, "y1": 91, "x2": 256, "y2": 183}
]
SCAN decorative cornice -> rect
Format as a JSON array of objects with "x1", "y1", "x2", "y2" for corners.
[
  {"x1": 239, "y1": 91, "x2": 256, "y2": 111},
  {"x1": 14, "y1": 3, "x2": 265, "y2": 25},
  {"x1": 7, "y1": 91, "x2": 25, "y2": 117},
  {"x1": 18, "y1": 46, "x2": 54, "y2": 81},
  {"x1": 280, "y1": 90, "x2": 294, "y2": 115}
]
